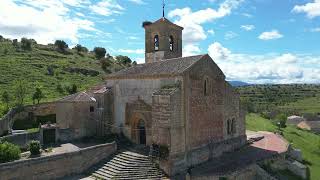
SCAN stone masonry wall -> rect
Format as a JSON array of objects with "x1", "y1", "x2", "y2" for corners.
[
  {"x1": 0, "y1": 132, "x2": 40, "y2": 149},
  {"x1": 0, "y1": 142, "x2": 117, "y2": 180},
  {"x1": 106, "y1": 77, "x2": 182, "y2": 139}
]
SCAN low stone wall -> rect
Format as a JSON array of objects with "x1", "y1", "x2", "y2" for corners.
[
  {"x1": 0, "y1": 142, "x2": 117, "y2": 180},
  {"x1": 0, "y1": 118, "x2": 9, "y2": 136},
  {"x1": 163, "y1": 135, "x2": 247, "y2": 176},
  {"x1": 0, "y1": 102, "x2": 56, "y2": 136},
  {"x1": 0, "y1": 132, "x2": 40, "y2": 149}
]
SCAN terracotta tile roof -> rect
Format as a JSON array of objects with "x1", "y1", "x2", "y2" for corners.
[{"x1": 106, "y1": 54, "x2": 207, "y2": 79}]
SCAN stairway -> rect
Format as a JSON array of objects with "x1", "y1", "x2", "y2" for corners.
[{"x1": 90, "y1": 151, "x2": 168, "y2": 180}]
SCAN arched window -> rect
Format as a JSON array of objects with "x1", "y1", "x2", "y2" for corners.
[
  {"x1": 227, "y1": 120, "x2": 231, "y2": 135},
  {"x1": 154, "y1": 35, "x2": 159, "y2": 51},
  {"x1": 169, "y1": 35, "x2": 174, "y2": 51}
]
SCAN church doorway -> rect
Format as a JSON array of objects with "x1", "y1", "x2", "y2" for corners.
[{"x1": 138, "y1": 120, "x2": 146, "y2": 145}]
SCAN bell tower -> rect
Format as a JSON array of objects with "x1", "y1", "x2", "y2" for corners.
[{"x1": 143, "y1": 16, "x2": 183, "y2": 63}]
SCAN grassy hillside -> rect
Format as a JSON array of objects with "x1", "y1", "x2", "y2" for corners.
[
  {"x1": 0, "y1": 38, "x2": 127, "y2": 117},
  {"x1": 238, "y1": 84, "x2": 320, "y2": 114},
  {"x1": 246, "y1": 113, "x2": 320, "y2": 180}
]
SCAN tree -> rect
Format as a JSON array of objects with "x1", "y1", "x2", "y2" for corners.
[
  {"x1": 132, "y1": 61, "x2": 137, "y2": 66},
  {"x1": 14, "y1": 80, "x2": 27, "y2": 106},
  {"x1": 54, "y1": 40, "x2": 68, "y2": 52},
  {"x1": 116, "y1": 55, "x2": 132, "y2": 65},
  {"x1": 21, "y1": 38, "x2": 32, "y2": 51},
  {"x1": 100, "y1": 58, "x2": 111, "y2": 73},
  {"x1": 93, "y1": 47, "x2": 106, "y2": 59},
  {"x1": 74, "y1": 44, "x2": 88, "y2": 54},
  {"x1": 66, "y1": 84, "x2": 78, "y2": 94},
  {"x1": 32, "y1": 87, "x2": 44, "y2": 104},
  {"x1": 1, "y1": 91, "x2": 10, "y2": 109}
]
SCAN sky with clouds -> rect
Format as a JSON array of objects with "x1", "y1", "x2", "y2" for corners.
[{"x1": 0, "y1": 0, "x2": 320, "y2": 84}]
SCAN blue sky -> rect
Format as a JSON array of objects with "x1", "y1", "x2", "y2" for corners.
[{"x1": 0, "y1": 0, "x2": 320, "y2": 84}]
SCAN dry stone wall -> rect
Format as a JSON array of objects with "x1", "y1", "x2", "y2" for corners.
[{"x1": 0, "y1": 142, "x2": 116, "y2": 180}]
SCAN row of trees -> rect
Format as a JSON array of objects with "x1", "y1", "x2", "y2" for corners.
[{"x1": 1, "y1": 82, "x2": 79, "y2": 113}]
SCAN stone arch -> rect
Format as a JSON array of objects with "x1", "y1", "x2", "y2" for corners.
[
  {"x1": 125, "y1": 99, "x2": 152, "y2": 145},
  {"x1": 130, "y1": 113, "x2": 147, "y2": 145}
]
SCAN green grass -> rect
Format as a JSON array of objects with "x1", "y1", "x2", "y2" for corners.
[
  {"x1": 26, "y1": 128, "x2": 39, "y2": 133},
  {"x1": 280, "y1": 95, "x2": 320, "y2": 114},
  {"x1": 238, "y1": 84, "x2": 320, "y2": 114},
  {"x1": 0, "y1": 40, "x2": 126, "y2": 118},
  {"x1": 246, "y1": 113, "x2": 320, "y2": 180}
]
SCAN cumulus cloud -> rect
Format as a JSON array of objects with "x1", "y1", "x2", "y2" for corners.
[
  {"x1": 208, "y1": 42, "x2": 231, "y2": 60},
  {"x1": 258, "y1": 30, "x2": 283, "y2": 40},
  {"x1": 292, "y1": 0, "x2": 320, "y2": 18},
  {"x1": 207, "y1": 42, "x2": 320, "y2": 84},
  {"x1": 183, "y1": 44, "x2": 201, "y2": 57},
  {"x1": 128, "y1": 0, "x2": 146, "y2": 5},
  {"x1": 89, "y1": 0, "x2": 124, "y2": 16},
  {"x1": 224, "y1": 31, "x2": 238, "y2": 40},
  {"x1": 240, "y1": 24, "x2": 255, "y2": 31},
  {"x1": 207, "y1": 29, "x2": 215, "y2": 35},
  {"x1": 0, "y1": 0, "x2": 98, "y2": 44},
  {"x1": 311, "y1": 28, "x2": 320, "y2": 32},
  {"x1": 168, "y1": 0, "x2": 244, "y2": 44}
]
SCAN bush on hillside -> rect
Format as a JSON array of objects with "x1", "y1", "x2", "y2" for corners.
[
  {"x1": 0, "y1": 141, "x2": 21, "y2": 163},
  {"x1": 93, "y1": 47, "x2": 106, "y2": 59},
  {"x1": 28, "y1": 140, "x2": 41, "y2": 155},
  {"x1": 66, "y1": 84, "x2": 78, "y2": 94},
  {"x1": 21, "y1": 38, "x2": 32, "y2": 51},
  {"x1": 73, "y1": 44, "x2": 88, "y2": 54},
  {"x1": 54, "y1": 40, "x2": 68, "y2": 52},
  {"x1": 116, "y1": 55, "x2": 132, "y2": 66}
]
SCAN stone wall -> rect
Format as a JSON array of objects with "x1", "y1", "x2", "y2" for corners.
[
  {"x1": 56, "y1": 101, "x2": 96, "y2": 140},
  {"x1": 106, "y1": 77, "x2": 182, "y2": 138},
  {"x1": 0, "y1": 132, "x2": 40, "y2": 149},
  {"x1": 0, "y1": 102, "x2": 56, "y2": 135},
  {"x1": 189, "y1": 164, "x2": 276, "y2": 180},
  {"x1": 0, "y1": 142, "x2": 117, "y2": 180}
]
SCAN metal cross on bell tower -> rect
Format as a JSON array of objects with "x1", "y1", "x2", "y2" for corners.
[{"x1": 162, "y1": 0, "x2": 165, "y2": 18}]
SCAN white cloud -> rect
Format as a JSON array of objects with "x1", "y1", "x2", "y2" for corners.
[
  {"x1": 118, "y1": 49, "x2": 144, "y2": 54},
  {"x1": 241, "y1": 13, "x2": 253, "y2": 18},
  {"x1": 89, "y1": 0, "x2": 124, "y2": 16},
  {"x1": 135, "y1": 57, "x2": 145, "y2": 64},
  {"x1": 207, "y1": 42, "x2": 320, "y2": 84},
  {"x1": 183, "y1": 44, "x2": 201, "y2": 57},
  {"x1": 258, "y1": 30, "x2": 283, "y2": 40},
  {"x1": 208, "y1": 42, "x2": 231, "y2": 60},
  {"x1": 224, "y1": 31, "x2": 238, "y2": 40},
  {"x1": 311, "y1": 28, "x2": 320, "y2": 32},
  {"x1": 0, "y1": 0, "x2": 97, "y2": 44},
  {"x1": 207, "y1": 29, "x2": 215, "y2": 35},
  {"x1": 128, "y1": 0, "x2": 146, "y2": 5},
  {"x1": 168, "y1": 0, "x2": 244, "y2": 45},
  {"x1": 292, "y1": 0, "x2": 320, "y2": 18},
  {"x1": 240, "y1": 24, "x2": 255, "y2": 31}
]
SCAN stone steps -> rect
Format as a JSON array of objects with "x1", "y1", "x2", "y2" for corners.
[{"x1": 90, "y1": 150, "x2": 167, "y2": 180}]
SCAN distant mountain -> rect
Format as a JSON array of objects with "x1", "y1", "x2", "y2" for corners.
[{"x1": 228, "y1": 81, "x2": 251, "y2": 87}]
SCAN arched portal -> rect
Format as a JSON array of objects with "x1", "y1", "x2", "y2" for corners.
[{"x1": 138, "y1": 120, "x2": 146, "y2": 145}]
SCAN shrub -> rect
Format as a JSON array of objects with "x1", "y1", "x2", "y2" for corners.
[
  {"x1": 66, "y1": 84, "x2": 78, "y2": 94},
  {"x1": 21, "y1": 38, "x2": 32, "y2": 51},
  {"x1": 0, "y1": 141, "x2": 21, "y2": 163},
  {"x1": 54, "y1": 40, "x2": 68, "y2": 52},
  {"x1": 28, "y1": 140, "x2": 41, "y2": 155},
  {"x1": 93, "y1": 47, "x2": 106, "y2": 59}
]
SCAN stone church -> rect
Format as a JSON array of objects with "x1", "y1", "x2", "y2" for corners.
[{"x1": 55, "y1": 17, "x2": 246, "y2": 176}]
